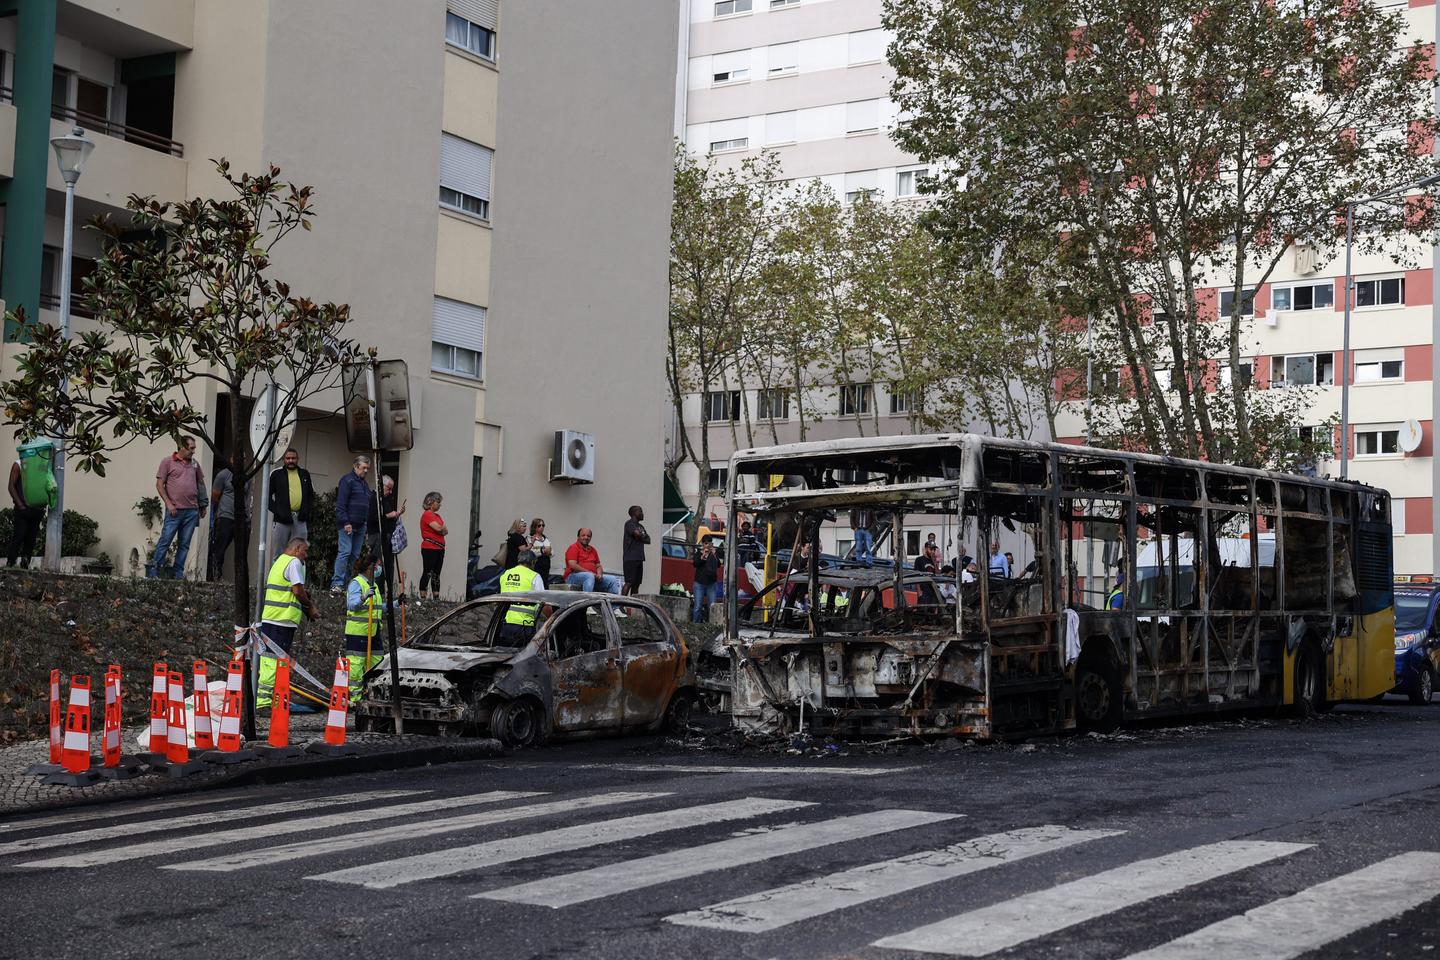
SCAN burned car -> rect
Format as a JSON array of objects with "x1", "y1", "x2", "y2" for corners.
[{"x1": 355, "y1": 592, "x2": 695, "y2": 746}]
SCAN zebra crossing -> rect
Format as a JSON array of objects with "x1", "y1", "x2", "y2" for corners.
[{"x1": 2, "y1": 786, "x2": 1437, "y2": 957}]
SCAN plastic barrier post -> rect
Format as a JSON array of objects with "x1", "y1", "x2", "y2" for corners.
[
  {"x1": 96, "y1": 665, "x2": 143, "y2": 780},
  {"x1": 201, "y1": 658, "x2": 256, "y2": 764},
  {"x1": 141, "y1": 662, "x2": 170, "y2": 766},
  {"x1": 191, "y1": 661, "x2": 215, "y2": 751},
  {"x1": 24, "y1": 669, "x2": 64, "y2": 776},
  {"x1": 255, "y1": 658, "x2": 303, "y2": 759},
  {"x1": 164, "y1": 670, "x2": 205, "y2": 778},
  {"x1": 43, "y1": 675, "x2": 100, "y2": 787},
  {"x1": 306, "y1": 654, "x2": 358, "y2": 757}
]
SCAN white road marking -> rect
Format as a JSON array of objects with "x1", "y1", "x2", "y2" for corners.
[
  {"x1": 171, "y1": 791, "x2": 665, "y2": 872},
  {"x1": 310, "y1": 796, "x2": 813, "y2": 890},
  {"x1": 17, "y1": 791, "x2": 520, "y2": 868},
  {"x1": 1120, "y1": 851, "x2": 1440, "y2": 960},
  {"x1": 583, "y1": 764, "x2": 909, "y2": 777},
  {"x1": 480, "y1": 808, "x2": 961, "y2": 908},
  {"x1": 0, "y1": 792, "x2": 239, "y2": 835},
  {"x1": 873, "y1": 840, "x2": 1311, "y2": 956},
  {"x1": 667, "y1": 824, "x2": 1122, "y2": 932},
  {"x1": 0, "y1": 789, "x2": 422, "y2": 858}
]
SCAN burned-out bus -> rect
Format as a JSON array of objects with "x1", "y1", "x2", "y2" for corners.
[{"x1": 721, "y1": 434, "x2": 1395, "y2": 739}]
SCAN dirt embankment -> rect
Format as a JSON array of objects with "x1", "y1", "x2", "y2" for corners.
[{"x1": 0, "y1": 569, "x2": 455, "y2": 742}]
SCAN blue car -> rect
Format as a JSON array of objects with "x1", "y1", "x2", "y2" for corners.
[{"x1": 1393, "y1": 580, "x2": 1440, "y2": 704}]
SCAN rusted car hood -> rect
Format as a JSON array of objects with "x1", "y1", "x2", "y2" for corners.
[{"x1": 394, "y1": 646, "x2": 515, "y2": 672}]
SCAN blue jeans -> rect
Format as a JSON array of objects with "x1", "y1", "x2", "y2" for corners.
[
  {"x1": 332, "y1": 524, "x2": 366, "y2": 587},
  {"x1": 149, "y1": 507, "x2": 199, "y2": 579},
  {"x1": 692, "y1": 581, "x2": 718, "y2": 622},
  {"x1": 853, "y1": 528, "x2": 874, "y2": 566},
  {"x1": 566, "y1": 570, "x2": 622, "y2": 594}
]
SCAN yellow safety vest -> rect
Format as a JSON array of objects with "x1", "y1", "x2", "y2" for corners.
[
  {"x1": 261, "y1": 554, "x2": 304, "y2": 625},
  {"x1": 500, "y1": 565, "x2": 538, "y2": 626},
  {"x1": 345, "y1": 574, "x2": 382, "y2": 640}
]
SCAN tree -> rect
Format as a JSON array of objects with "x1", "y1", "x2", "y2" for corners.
[
  {"x1": 887, "y1": 0, "x2": 1439, "y2": 469},
  {"x1": 0, "y1": 160, "x2": 356, "y2": 637}
]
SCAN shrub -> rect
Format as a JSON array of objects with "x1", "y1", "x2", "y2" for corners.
[
  {"x1": 0, "y1": 508, "x2": 101, "y2": 558},
  {"x1": 306, "y1": 490, "x2": 338, "y2": 586}
]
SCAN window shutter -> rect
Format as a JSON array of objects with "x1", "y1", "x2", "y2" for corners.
[
  {"x1": 848, "y1": 29, "x2": 885, "y2": 64},
  {"x1": 844, "y1": 170, "x2": 877, "y2": 194},
  {"x1": 440, "y1": 133, "x2": 492, "y2": 201},
  {"x1": 709, "y1": 117, "x2": 748, "y2": 142},
  {"x1": 712, "y1": 49, "x2": 749, "y2": 76},
  {"x1": 765, "y1": 111, "x2": 796, "y2": 144},
  {"x1": 448, "y1": 0, "x2": 497, "y2": 30},
  {"x1": 432, "y1": 296, "x2": 486, "y2": 354},
  {"x1": 846, "y1": 99, "x2": 879, "y2": 132}
]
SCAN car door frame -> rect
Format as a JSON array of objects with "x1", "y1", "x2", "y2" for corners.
[
  {"x1": 546, "y1": 599, "x2": 624, "y2": 733},
  {"x1": 610, "y1": 599, "x2": 682, "y2": 730}
]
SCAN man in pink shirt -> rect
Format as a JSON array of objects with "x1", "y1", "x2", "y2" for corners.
[
  {"x1": 148, "y1": 436, "x2": 206, "y2": 579},
  {"x1": 564, "y1": 527, "x2": 622, "y2": 594}
]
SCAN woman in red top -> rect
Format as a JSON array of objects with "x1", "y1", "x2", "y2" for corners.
[{"x1": 418, "y1": 491, "x2": 447, "y2": 599}]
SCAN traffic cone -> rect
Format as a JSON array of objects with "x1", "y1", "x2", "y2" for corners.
[
  {"x1": 97, "y1": 665, "x2": 142, "y2": 780},
  {"x1": 164, "y1": 670, "x2": 205, "y2": 778},
  {"x1": 24, "y1": 669, "x2": 64, "y2": 776},
  {"x1": 191, "y1": 661, "x2": 215, "y2": 750},
  {"x1": 43, "y1": 675, "x2": 99, "y2": 787},
  {"x1": 255, "y1": 657, "x2": 302, "y2": 759},
  {"x1": 141, "y1": 662, "x2": 169, "y2": 766},
  {"x1": 307, "y1": 655, "x2": 357, "y2": 756},
  {"x1": 201, "y1": 657, "x2": 256, "y2": 764}
]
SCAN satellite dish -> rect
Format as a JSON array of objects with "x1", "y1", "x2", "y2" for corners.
[{"x1": 1399, "y1": 419, "x2": 1423, "y2": 454}]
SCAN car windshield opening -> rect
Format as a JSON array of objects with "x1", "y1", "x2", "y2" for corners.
[{"x1": 1395, "y1": 592, "x2": 1431, "y2": 631}]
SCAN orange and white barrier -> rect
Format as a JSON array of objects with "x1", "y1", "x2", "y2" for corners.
[
  {"x1": 165, "y1": 670, "x2": 188, "y2": 764},
  {"x1": 306, "y1": 654, "x2": 358, "y2": 757},
  {"x1": 102, "y1": 666, "x2": 121, "y2": 768},
  {"x1": 60, "y1": 675, "x2": 92, "y2": 774},
  {"x1": 48, "y1": 669, "x2": 62, "y2": 764},
  {"x1": 191, "y1": 661, "x2": 214, "y2": 751},
  {"x1": 216, "y1": 658, "x2": 245, "y2": 751},
  {"x1": 148, "y1": 662, "x2": 168, "y2": 756},
  {"x1": 269, "y1": 658, "x2": 292, "y2": 748}
]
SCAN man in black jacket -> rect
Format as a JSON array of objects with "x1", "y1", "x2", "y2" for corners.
[{"x1": 268, "y1": 448, "x2": 315, "y2": 553}]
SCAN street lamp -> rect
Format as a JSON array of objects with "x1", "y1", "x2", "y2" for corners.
[{"x1": 43, "y1": 127, "x2": 94, "y2": 570}]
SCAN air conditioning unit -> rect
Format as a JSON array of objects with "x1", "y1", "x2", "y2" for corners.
[{"x1": 551, "y1": 430, "x2": 595, "y2": 484}]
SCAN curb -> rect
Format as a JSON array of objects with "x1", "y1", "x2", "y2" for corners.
[{"x1": 2, "y1": 738, "x2": 505, "y2": 818}]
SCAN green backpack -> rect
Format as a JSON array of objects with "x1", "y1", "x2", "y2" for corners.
[{"x1": 17, "y1": 440, "x2": 57, "y2": 510}]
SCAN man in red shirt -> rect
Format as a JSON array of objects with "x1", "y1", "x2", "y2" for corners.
[
  {"x1": 564, "y1": 527, "x2": 622, "y2": 594},
  {"x1": 149, "y1": 436, "x2": 206, "y2": 579}
]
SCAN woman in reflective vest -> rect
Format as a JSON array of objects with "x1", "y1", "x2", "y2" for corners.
[
  {"x1": 498, "y1": 550, "x2": 544, "y2": 644},
  {"x1": 345, "y1": 548, "x2": 400, "y2": 693}
]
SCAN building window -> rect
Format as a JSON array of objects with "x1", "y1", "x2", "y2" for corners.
[
  {"x1": 445, "y1": 12, "x2": 496, "y2": 60},
  {"x1": 439, "y1": 133, "x2": 493, "y2": 221},
  {"x1": 846, "y1": 99, "x2": 880, "y2": 134},
  {"x1": 1355, "y1": 427, "x2": 1400, "y2": 456},
  {"x1": 767, "y1": 42, "x2": 799, "y2": 75},
  {"x1": 1355, "y1": 358, "x2": 1404, "y2": 382},
  {"x1": 707, "y1": 466, "x2": 729, "y2": 492},
  {"x1": 889, "y1": 385, "x2": 917, "y2": 415},
  {"x1": 896, "y1": 167, "x2": 928, "y2": 198},
  {"x1": 705, "y1": 390, "x2": 741, "y2": 422},
  {"x1": 1354, "y1": 276, "x2": 1404, "y2": 308},
  {"x1": 757, "y1": 388, "x2": 790, "y2": 420},
  {"x1": 844, "y1": 170, "x2": 878, "y2": 203},
  {"x1": 1218, "y1": 287, "x2": 1256, "y2": 317},
  {"x1": 715, "y1": 0, "x2": 752, "y2": 16},
  {"x1": 1272, "y1": 281, "x2": 1334, "y2": 311},
  {"x1": 711, "y1": 50, "x2": 751, "y2": 85},
  {"x1": 839, "y1": 383, "x2": 873, "y2": 416},
  {"x1": 1152, "y1": 368, "x2": 1172, "y2": 391},
  {"x1": 1100, "y1": 369, "x2": 1122, "y2": 392},
  {"x1": 1219, "y1": 362, "x2": 1254, "y2": 389},
  {"x1": 905, "y1": 529, "x2": 920, "y2": 556},
  {"x1": 764, "y1": 111, "x2": 797, "y2": 145},
  {"x1": 1270, "y1": 353, "x2": 1334, "y2": 387},
  {"x1": 770, "y1": 0, "x2": 800, "y2": 7},
  {"x1": 432, "y1": 296, "x2": 486, "y2": 380},
  {"x1": 848, "y1": 29, "x2": 886, "y2": 64},
  {"x1": 712, "y1": 66, "x2": 749, "y2": 83}
]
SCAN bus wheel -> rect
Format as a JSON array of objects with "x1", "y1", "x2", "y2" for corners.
[
  {"x1": 1409, "y1": 666, "x2": 1435, "y2": 706},
  {"x1": 1288, "y1": 644, "x2": 1324, "y2": 718},
  {"x1": 1076, "y1": 651, "x2": 1122, "y2": 734}
]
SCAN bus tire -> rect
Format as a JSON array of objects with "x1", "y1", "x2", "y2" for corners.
[
  {"x1": 1075, "y1": 649, "x2": 1123, "y2": 734},
  {"x1": 1287, "y1": 643, "x2": 1324, "y2": 719},
  {"x1": 1409, "y1": 665, "x2": 1435, "y2": 706}
]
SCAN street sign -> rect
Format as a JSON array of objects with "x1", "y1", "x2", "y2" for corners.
[{"x1": 249, "y1": 387, "x2": 295, "y2": 463}]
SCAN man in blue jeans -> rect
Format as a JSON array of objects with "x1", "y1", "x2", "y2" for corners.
[
  {"x1": 691, "y1": 537, "x2": 720, "y2": 622},
  {"x1": 331, "y1": 455, "x2": 372, "y2": 589},
  {"x1": 149, "y1": 437, "x2": 206, "y2": 578}
]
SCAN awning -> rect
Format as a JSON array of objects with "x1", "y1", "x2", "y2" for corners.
[{"x1": 663, "y1": 473, "x2": 691, "y2": 525}]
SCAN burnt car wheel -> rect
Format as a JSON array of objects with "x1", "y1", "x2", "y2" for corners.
[
  {"x1": 663, "y1": 693, "x2": 694, "y2": 735},
  {"x1": 1075, "y1": 651, "x2": 1122, "y2": 734},
  {"x1": 490, "y1": 699, "x2": 540, "y2": 748}
]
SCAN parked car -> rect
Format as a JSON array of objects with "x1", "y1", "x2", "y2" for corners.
[
  {"x1": 355, "y1": 592, "x2": 695, "y2": 745},
  {"x1": 1393, "y1": 577, "x2": 1440, "y2": 704}
]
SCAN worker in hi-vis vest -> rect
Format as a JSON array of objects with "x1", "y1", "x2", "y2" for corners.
[
  {"x1": 498, "y1": 550, "x2": 546, "y2": 645},
  {"x1": 257, "y1": 537, "x2": 321, "y2": 708},
  {"x1": 344, "y1": 547, "x2": 402, "y2": 692},
  {"x1": 1106, "y1": 572, "x2": 1125, "y2": 610}
]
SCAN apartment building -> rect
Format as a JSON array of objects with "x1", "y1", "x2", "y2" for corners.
[{"x1": 0, "y1": 0, "x2": 677, "y2": 593}]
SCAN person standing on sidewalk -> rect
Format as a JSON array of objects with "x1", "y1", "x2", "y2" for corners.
[
  {"x1": 6, "y1": 455, "x2": 48, "y2": 569},
  {"x1": 622, "y1": 505, "x2": 650, "y2": 595},
  {"x1": 149, "y1": 437, "x2": 206, "y2": 579},
  {"x1": 257, "y1": 537, "x2": 320, "y2": 708},
  {"x1": 331, "y1": 456, "x2": 371, "y2": 590},
  {"x1": 267, "y1": 448, "x2": 315, "y2": 554},
  {"x1": 207, "y1": 458, "x2": 249, "y2": 581},
  {"x1": 369, "y1": 474, "x2": 406, "y2": 558},
  {"x1": 418, "y1": 492, "x2": 448, "y2": 599},
  {"x1": 692, "y1": 537, "x2": 720, "y2": 622}
]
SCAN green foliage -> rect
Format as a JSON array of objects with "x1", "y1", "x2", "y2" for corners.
[
  {"x1": 0, "y1": 508, "x2": 100, "y2": 558},
  {"x1": 133, "y1": 496, "x2": 162, "y2": 531},
  {"x1": 885, "y1": 0, "x2": 1438, "y2": 469},
  {"x1": 306, "y1": 491, "x2": 339, "y2": 590}
]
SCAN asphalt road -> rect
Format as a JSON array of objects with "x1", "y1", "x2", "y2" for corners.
[{"x1": 3, "y1": 699, "x2": 1439, "y2": 960}]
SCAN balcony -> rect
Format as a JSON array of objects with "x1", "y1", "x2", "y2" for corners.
[
  {"x1": 46, "y1": 115, "x2": 188, "y2": 211},
  {"x1": 50, "y1": 102, "x2": 183, "y2": 157}
]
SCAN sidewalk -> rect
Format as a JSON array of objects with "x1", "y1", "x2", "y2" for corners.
[{"x1": 0, "y1": 714, "x2": 502, "y2": 817}]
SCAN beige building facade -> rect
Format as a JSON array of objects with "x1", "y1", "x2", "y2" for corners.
[{"x1": 0, "y1": 0, "x2": 677, "y2": 595}]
